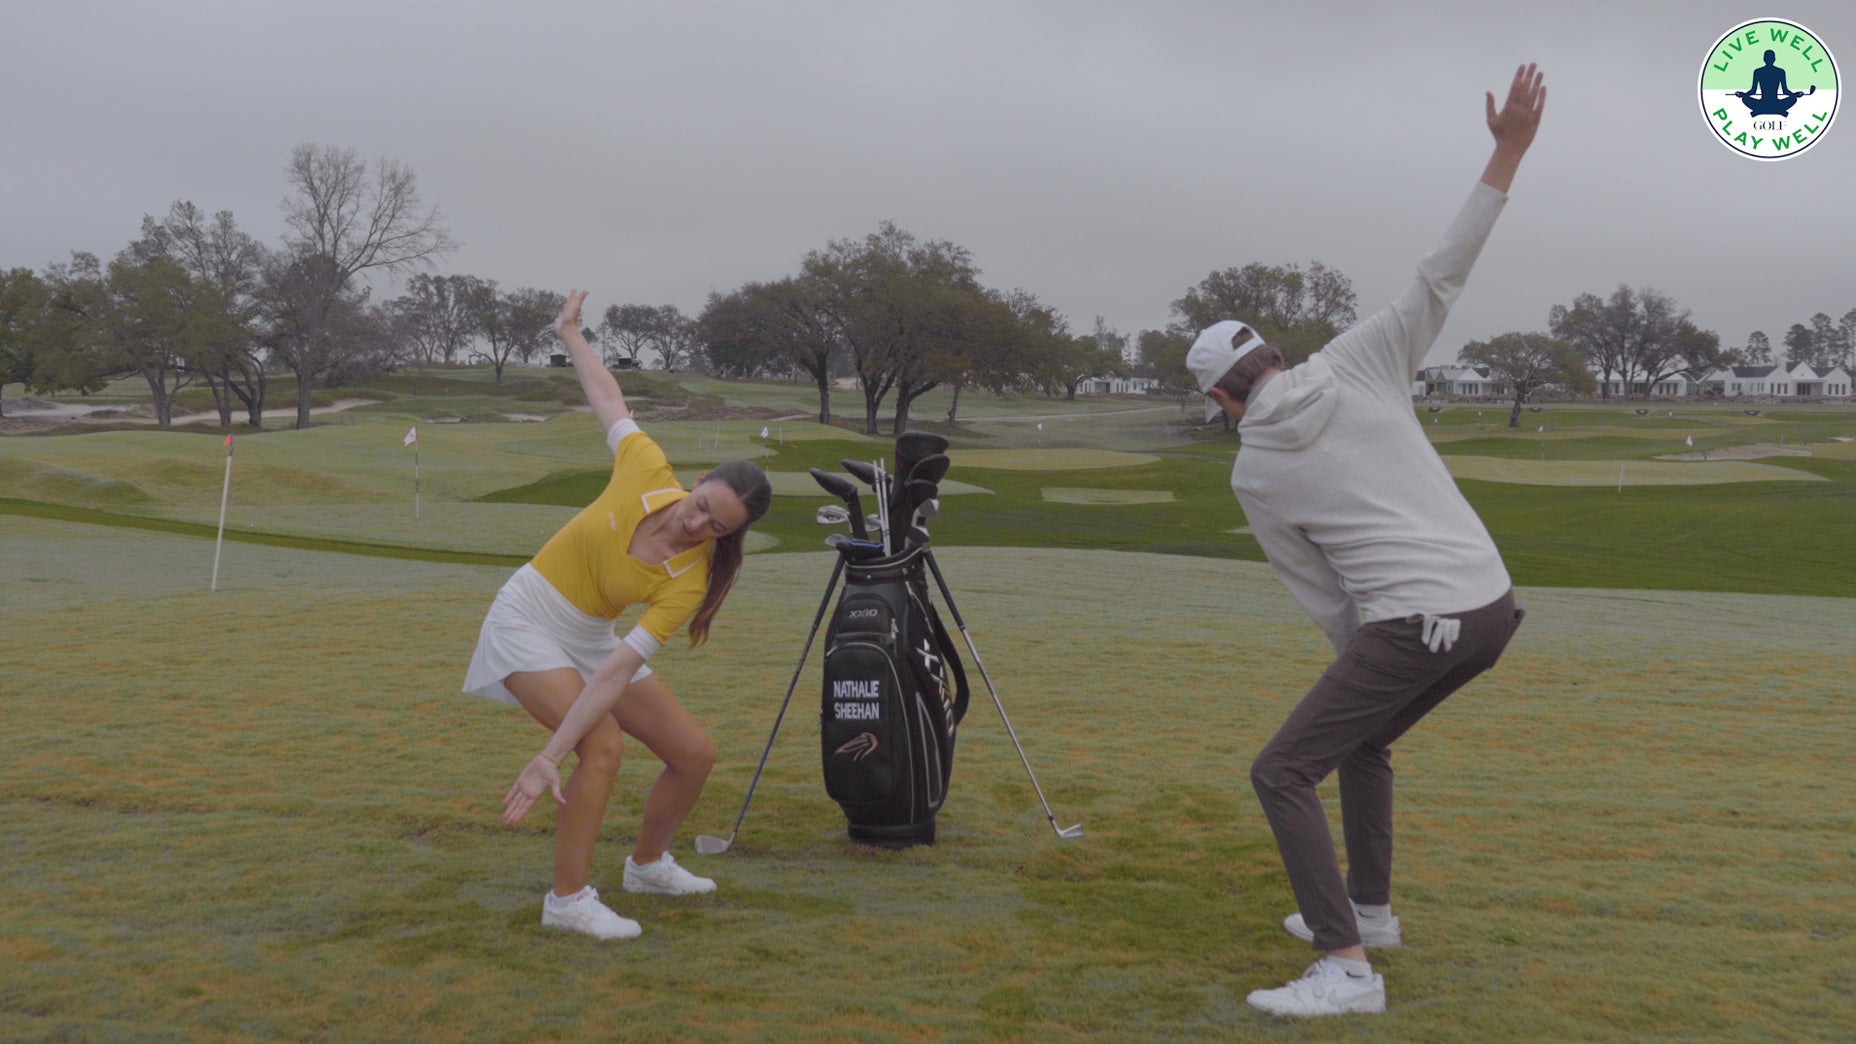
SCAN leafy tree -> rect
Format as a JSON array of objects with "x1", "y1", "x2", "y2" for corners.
[
  {"x1": 137, "y1": 202, "x2": 269, "y2": 426},
  {"x1": 1806, "y1": 312, "x2": 1838, "y2": 368},
  {"x1": 1743, "y1": 330, "x2": 1772, "y2": 364},
  {"x1": 1136, "y1": 328, "x2": 1194, "y2": 392},
  {"x1": 1169, "y1": 260, "x2": 1356, "y2": 365},
  {"x1": 44, "y1": 250, "x2": 202, "y2": 425},
  {"x1": 1, "y1": 268, "x2": 55, "y2": 416},
  {"x1": 698, "y1": 278, "x2": 838, "y2": 422},
  {"x1": 458, "y1": 282, "x2": 560, "y2": 384},
  {"x1": 1783, "y1": 322, "x2": 1813, "y2": 365},
  {"x1": 1839, "y1": 309, "x2": 1856, "y2": 371},
  {"x1": 805, "y1": 222, "x2": 985, "y2": 434},
  {"x1": 272, "y1": 144, "x2": 454, "y2": 427},
  {"x1": 1548, "y1": 287, "x2": 1632, "y2": 399},
  {"x1": 390, "y1": 273, "x2": 484, "y2": 367},
  {"x1": 943, "y1": 288, "x2": 1066, "y2": 423},
  {"x1": 1549, "y1": 285, "x2": 1716, "y2": 399},
  {"x1": 1054, "y1": 329, "x2": 1130, "y2": 401},
  {"x1": 1458, "y1": 332, "x2": 1595, "y2": 427}
]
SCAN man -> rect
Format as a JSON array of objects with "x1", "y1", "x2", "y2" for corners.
[{"x1": 1189, "y1": 64, "x2": 1546, "y2": 1017}]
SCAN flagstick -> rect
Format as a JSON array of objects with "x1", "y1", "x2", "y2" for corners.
[
  {"x1": 414, "y1": 440, "x2": 421, "y2": 521},
  {"x1": 1617, "y1": 462, "x2": 1624, "y2": 493},
  {"x1": 211, "y1": 439, "x2": 234, "y2": 592}
]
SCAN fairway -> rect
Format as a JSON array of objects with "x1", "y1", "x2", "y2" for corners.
[{"x1": 3, "y1": 517, "x2": 1852, "y2": 1040}]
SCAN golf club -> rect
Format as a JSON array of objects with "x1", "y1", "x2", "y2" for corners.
[
  {"x1": 874, "y1": 459, "x2": 890, "y2": 555},
  {"x1": 890, "y1": 453, "x2": 950, "y2": 539},
  {"x1": 816, "y1": 504, "x2": 850, "y2": 527},
  {"x1": 922, "y1": 550, "x2": 1082, "y2": 841},
  {"x1": 809, "y1": 468, "x2": 868, "y2": 540},
  {"x1": 840, "y1": 459, "x2": 879, "y2": 489},
  {"x1": 695, "y1": 552, "x2": 849, "y2": 855}
]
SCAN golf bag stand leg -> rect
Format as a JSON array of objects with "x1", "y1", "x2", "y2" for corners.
[
  {"x1": 922, "y1": 550, "x2": 1082, "y2": 840},
  {"x1": 695, "y1": 553, "x2": 848, "y2": 855}
]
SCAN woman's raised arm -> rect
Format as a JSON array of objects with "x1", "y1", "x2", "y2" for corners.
[{"x1": 553, "y1": 289, "x2": 631, "y2": 433}]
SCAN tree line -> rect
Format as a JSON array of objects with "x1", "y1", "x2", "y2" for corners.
[
  {"x1": 1452, "y1": 285, "x2": 1856, "y2": 428},
  {"x1": 8, "y1": 145, "x2": 1842, "y2": 433}
]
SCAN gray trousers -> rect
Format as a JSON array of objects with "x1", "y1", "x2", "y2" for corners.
[{"x1": 1250, "y1": 590, "x2": 1522, "y2": 951}]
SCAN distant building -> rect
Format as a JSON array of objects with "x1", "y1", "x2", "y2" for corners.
[
  {"x1": 1693, "y1": 362, "x2": 1852, "y2": 398},
  {"x1": 1417, "y1": 366, "x2": 1509, "y2": 398},
  {"x1": 1075, "y1": 376, "x2": 1161, "y2": 395}
]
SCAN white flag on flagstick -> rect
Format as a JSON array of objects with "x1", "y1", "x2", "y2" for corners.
[
  {"x1": 1537, "y1": 425, "x2": 1544, "y2": 433},
  {"x1": 1686, "y1": 435, "x2": 1694, "y2": 447},
  {"x1": 760, "y1": 425, "x2": 770, "y2": 439},
  {"x1": 1036, "y1": 422, "x2": 1043, "y2": 431},
  {"x1": 404, "y1": 426, "x2": 418, "y2": 446}
]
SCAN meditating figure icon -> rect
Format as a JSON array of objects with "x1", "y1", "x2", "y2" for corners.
[{"x1": 1735, "y1": 50, "x2": 1814, "y2": 116}]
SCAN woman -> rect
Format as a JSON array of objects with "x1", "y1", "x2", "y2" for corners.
[{"x1": 464, "y1": 289, "x2": 772, "y2": 941}]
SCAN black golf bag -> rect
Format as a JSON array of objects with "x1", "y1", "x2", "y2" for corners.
[{"x1": 819, "y1": 545, "x2": 970, "y2": 847}]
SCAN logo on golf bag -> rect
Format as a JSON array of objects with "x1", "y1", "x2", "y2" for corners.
[{"x1": 835, "y1": 732, "x2": 879, "y2": 761}]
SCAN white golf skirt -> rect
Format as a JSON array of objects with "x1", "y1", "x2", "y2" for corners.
[{"x1": 463, "y1": 564, "x2": 652, "y2": 707}]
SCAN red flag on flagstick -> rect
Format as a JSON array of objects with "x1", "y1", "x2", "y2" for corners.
[{"x1": 224, "y1": 433, "x2": 233, "y2": 446}]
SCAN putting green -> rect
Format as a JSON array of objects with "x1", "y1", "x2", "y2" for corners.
[
  {"x1": 949, "y1": 448, "x2": 1159, "y2": 471},
  {"x1": 1040, "y1": 488, "x2": 1176, "y2": 505},
  {"x1": 1443, "y1": 457, "x2": 1826, "y2": 486}
]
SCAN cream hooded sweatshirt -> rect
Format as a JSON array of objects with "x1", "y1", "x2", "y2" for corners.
[{"x1": 1231, "y1": 181, "x2": 1513, "y2": 656}]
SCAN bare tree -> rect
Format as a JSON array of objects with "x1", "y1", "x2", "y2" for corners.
[{"x1": 271, "y1": 144, "x2": 455, "y2": 427}]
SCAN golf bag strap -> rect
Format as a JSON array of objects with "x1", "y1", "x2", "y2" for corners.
[{"x1": 929, "y1": 604, "x2": 970, "y2": 726}]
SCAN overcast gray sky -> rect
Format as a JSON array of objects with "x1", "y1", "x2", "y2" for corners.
[{"x1": 4, "y1": 0, "x2": 1851, "y2": 367}]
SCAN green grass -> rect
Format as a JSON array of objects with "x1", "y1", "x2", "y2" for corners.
[
  {"x1": 3, "y1": 519, "x2": 1852, "y2": 1040},
  {"x1": 7, "y1": 392, "x2": 1856, "y2": 595}
]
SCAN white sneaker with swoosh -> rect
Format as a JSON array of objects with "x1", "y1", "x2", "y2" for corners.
[{"x1": 1247, "y1": 959, "x2": 1386, "y2": 1017}]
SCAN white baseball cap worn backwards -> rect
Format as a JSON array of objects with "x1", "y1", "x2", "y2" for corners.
[{"x1": 1187, "y1": 320, "x2": 1264, "y2": 422}]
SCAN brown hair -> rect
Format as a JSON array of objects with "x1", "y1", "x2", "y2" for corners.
[
  {"x1": 686, "y1": 459, "x2": 773, "y2": 647},
  {"x1": 1212, "y1": 344, "x2": 1285, "y2": 404}
]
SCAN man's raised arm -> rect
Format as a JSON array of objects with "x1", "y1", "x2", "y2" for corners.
[
  {"x1": 1480, "y1": 63, "x2": 1546, "y2": 194},
  {"x1": 1326, "y1": 64, "x2": 1546, "y2": 387}
]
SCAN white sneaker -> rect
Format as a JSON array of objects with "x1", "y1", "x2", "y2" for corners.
[
  {"x1": 541, "y1": 886, "x2": 641, "y2": 940},
  {"x1": 1247, "y1": 959, "x2": 1386, "y2": 1017},
  {"x1": 623, "y1": 852, "x2": 717, "y2": 895},
  {"x1": 1283, "y1": 907, "x2": 1402, "y2": 948}
]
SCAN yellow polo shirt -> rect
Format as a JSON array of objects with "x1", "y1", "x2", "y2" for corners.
[{"x1": 529, "y1": 420, "x2": 710, "y2": 650}]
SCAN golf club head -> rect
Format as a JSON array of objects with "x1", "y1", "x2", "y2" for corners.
[
  {"x1": 867, "y1": 513, "x2": 884, "y2": 531},
  {"x1": 906, "y1": 524, "x2": 931, "y2": 548},
  {"x1": 914, "y1": 498, "x2": 940, "y2": 521},
  {"x1": 1056, "y1": 824, "x2": 1084, "y2": 840},
  {"x1": 809, "y1": 468, "x2": 856, "y2": 500},
  {"x1": 817, "y1": 505, "x2": 850, "y2": 525},
  {"x1": 693, "y1": 834, "x2": 732, "y2": 855},
  {"x1": 905, "y1": 453, "x2": 950, "y2": 487},
  {"x1": 840, "y1": 459, "x2": 879, "y2": 489},
  {"x1": 893, "y1": 431, "x2": 949, "y2": 475}
]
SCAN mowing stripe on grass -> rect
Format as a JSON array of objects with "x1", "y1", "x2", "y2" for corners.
[{"x1": 0, "y1": 497, "x2": 527, "y2": 567}]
